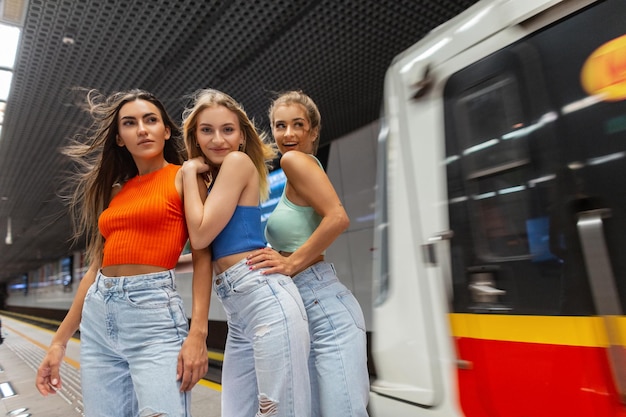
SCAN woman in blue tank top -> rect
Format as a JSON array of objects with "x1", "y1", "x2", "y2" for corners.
[
  {"x1": 180, "y1": 89, "x2": 311, "y2": 417},
  {"x1": 247, "y1": 91, "x2": 370, "y2": 417}
]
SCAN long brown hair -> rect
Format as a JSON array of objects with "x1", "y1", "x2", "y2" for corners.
[
  {"x1": 62, "y1": 89, "x2": 184, "y2": 263},
  {"x1": 182, "y1": 89, "x2": 276, "y2": 201}
]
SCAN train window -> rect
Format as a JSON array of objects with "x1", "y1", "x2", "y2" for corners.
[
  {"x1": 456, "y1": 76, "x2": 527, "y2": 177},
  {"x1": 444, "y1": 0, "x2": 626, "y2": 315},
  {"x1": 454, "y1": 76, "x2": 532, "y2": 261},
  {"x1": 471, "y1": 171, "x2": 531, "y2": 260}
]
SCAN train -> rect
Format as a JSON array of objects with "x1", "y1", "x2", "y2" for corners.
[
  {"x1": 369, "y1": 0, "x2": 626, "y2": 416},
  {"x1": 5, "y1": 0, "x2": 626, "y2": 416}
]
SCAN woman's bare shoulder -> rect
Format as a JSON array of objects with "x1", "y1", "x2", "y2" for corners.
[{"x1": 223, "y1": 151, "x2": 255, "y2": 170}]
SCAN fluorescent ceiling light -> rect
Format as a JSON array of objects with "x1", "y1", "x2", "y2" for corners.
[
  {"x1": 0, "y1": 69, "x2": 12, "y2": 101},
  {"x1": 0, "y1": 22, "x2": 20, "y2": 134},
  {"x1": 0, "y1": 23, "x2": 20, "y2": 68}
]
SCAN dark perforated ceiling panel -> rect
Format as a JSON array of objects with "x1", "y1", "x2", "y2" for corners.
[{"x1": 0, "y1": 0, "x2": 478, "y2": 280}]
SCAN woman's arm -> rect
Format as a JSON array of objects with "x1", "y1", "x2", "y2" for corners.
[
  {"x1": 249, "y1": 151, "x2": 349, "y2": 276},
  {"x1": 177, "y1": 244, "x2": 212, "y2": 391},
  {"x1": 181, "y1": 153, "x2": 257, "y2": 249},
  {"x1": 174, "y1": 167, "x2": 212, "y2": 390},
  {"x1": 36, "y1": 260, "x2": 99, "y2": 395}
]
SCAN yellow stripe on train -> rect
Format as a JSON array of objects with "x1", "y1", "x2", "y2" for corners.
[{"x1": 449, "y1": 313, "x2": 626, "y2": 347}]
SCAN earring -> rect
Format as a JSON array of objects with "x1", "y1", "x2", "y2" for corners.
[{"x1": 238, "y1": 142, "x2": 245, "y2": 151}]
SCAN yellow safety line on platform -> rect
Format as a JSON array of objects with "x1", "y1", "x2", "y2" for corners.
[
  {"x1": 197, "y1": 377, "x2": 222, "y2": 392},
  {"x1": 1, "y1": 310, "x2": 64, "y2": 326},
  {"x1": 2, "y1": 320, "x2": 81, "y2": 369},
  {"x1": 2, "y1": 310, "x2": 225, "y2": 363},
  {"x1": 1, "y1": 314, "x2": 223, "y2": 392}
]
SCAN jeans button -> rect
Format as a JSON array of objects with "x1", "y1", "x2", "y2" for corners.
[
  {"x1": 105, "y1": 281, "x2": 113, "y2": 288},
  {"x1": 215, "y1": 278, "x2": 222, "y2": 286}
]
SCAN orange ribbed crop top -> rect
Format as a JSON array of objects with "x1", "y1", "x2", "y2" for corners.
[{"x1": 98, "y1": 164, "x2": 188, "y2": 269}]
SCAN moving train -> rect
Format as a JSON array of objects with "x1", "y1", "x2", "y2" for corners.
[
  {"x1": 369, "y1": 0, "x2": 626, "y2": 416},
  {"x1": 5, "y1": 0, "x2": 626, "y2": 416}
]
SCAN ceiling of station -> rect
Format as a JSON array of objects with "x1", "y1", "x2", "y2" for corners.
[{"x1": 0, "y1": 0, "x2": 478, "y2": 281}]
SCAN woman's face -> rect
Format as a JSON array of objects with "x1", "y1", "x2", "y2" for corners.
[
  {"x1": 116, "y1": 99, "x2": 170, "y2": 160},
  {"x1": 271, "y1": 103, "x2": 317, "y2": 155},
  {"x1": 195, "y1": 105, "x2": 243, "y2": 165}
]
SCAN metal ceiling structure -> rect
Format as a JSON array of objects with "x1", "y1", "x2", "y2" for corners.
[{"x1": 0, "y1": 0, "x2": 478, "y2": 281}]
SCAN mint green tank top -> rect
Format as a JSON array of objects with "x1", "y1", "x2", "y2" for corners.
[{"x1": 264, "y1": 155, "x2": 324, "y2": 253}]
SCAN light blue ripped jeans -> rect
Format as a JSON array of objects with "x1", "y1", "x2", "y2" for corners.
[
  {"x1": 80, "y1": 270, "x2": 190, "y2": 417},
  {"x1": 294, "y1": 261, "x2": 370, "y2": 417},
  {"x1": 214, "y1": 258, "x2": 311, "y2": 417}
]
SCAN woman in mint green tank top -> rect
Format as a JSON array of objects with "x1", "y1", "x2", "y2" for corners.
[{"x1": 248, "y1": 91, "x2": 370, "y2": 417}]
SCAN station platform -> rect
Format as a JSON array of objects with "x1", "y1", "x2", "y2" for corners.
[{"x1": 0, "y1": 314, "x2": 222, "y2": 417}]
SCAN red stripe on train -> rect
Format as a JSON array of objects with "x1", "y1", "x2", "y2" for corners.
[{"x1": 455, "y1": 337, "x2": 626, "y2": 417}]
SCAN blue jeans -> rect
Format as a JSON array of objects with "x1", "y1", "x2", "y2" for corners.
[
  {"x1": 214, "y1": 259, "x2": 311, "y2": 417},
  {"x1": 80, "y1": 270, "x2": 191, "y2": 417},
  {"x1": 294, "y1": 262, "x2": 369, "y2": 417}
]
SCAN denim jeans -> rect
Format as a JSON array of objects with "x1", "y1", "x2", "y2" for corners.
[
  {"x1": 80, "y1": 270, "x2": 191, "y2": 417},
  {"x1": 293, "y1": 262, "x2": 370, "y2": 417},
  {"x1": 214, "y1": 259, "x2": 311, "y2": 417}
]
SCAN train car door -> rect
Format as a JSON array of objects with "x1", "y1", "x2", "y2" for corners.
[
  {"x1": 370, "y1": 118, "x2": 447, "y2": 408},
  {"x1": 443, "y1": 0, "x2": 626, "y2": 415}
]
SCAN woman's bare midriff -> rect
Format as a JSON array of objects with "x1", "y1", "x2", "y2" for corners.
[
  {"x1": 100, "y1": 264, "x2": 169, "y2": 277},
  {"x1": 214, "y1": 251, "x2": 325, "y2": 276},
  {"x1": 214, "y1": 251, "x2": 256, "y2": 275}
]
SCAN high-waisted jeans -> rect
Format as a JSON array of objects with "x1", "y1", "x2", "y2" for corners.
[
  {"x1": 214, "y1": 258, "x2": 311, "y2": 417},
  {"x1": 80, "y1": 270, "x2": 191, "y2": 417},
  {"x1": 294, "y1": 261, "x2": 370, "y2": 417}
]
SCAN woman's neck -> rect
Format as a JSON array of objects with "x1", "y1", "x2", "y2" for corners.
[{"x1": 135, "y1": 159, "x2": 169, "y2": 176}]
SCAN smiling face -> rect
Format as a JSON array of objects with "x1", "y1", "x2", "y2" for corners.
[
  {"x1": 195, "y1": 104, "x2": 244, "y2": 166},
  {"x1": 271, "y1": 103, "x2": 318, "y2": 155},
  {"x1": 116, "y1": 99, "x2": 170, "y2": 160}
]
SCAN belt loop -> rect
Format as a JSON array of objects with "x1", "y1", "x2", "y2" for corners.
[
  {"x1": 94, "y1": 271, "x2": 102, "y2": 294},
  {"x1": 169, "y1": 270, "x2": 175, "y2": 288},
  {"x1": 311, "y1": 264, "x2": 323, "y2": 281},
  {"x1": 223, "y1": 267, "x2": 233, "y2": 291},
  {"x1": 227, "y1": 272, "x2": 235, "y2": 291}
]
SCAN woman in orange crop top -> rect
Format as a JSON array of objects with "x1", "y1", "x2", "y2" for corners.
[
  {"x1": 35, "y1": 89, "x2": 212, "y2": 417},
  {"x1": 246, "y1": 91, "x2": 370, "y2": 417},
  {"x1": 180, "y1": 89, "x2": 311, "y2": 417}
]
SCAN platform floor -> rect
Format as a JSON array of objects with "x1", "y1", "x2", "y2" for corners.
[{"x1": 0, "y1": 314, "x2": 221, "y2": 416}]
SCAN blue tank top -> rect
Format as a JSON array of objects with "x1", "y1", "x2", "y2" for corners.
[{"x1": 211, "y1": 205, "x2": 267, "y2": 259}]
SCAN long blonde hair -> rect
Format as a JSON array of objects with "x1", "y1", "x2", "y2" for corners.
[
  {"x1": 62, "y1": 89, "x2": 184, "y2": 264},
  {"x1": 182, "y1": 89, "x2": 276, "y2": 201}
]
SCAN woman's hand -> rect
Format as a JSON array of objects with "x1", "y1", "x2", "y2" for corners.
[
  {"x1": 35, "y1": 344, "x2": 66, "y2": 396},
  {"x1": 247, "y1": 247, "x2": 296, "y2": 277},
  {"x1": 177, "y1": 331, "x2": 209, "y2": 391},
  {"x1": 182, "y1": 157, "x2": 210, "y2": 176}
]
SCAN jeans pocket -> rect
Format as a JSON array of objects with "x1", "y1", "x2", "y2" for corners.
[
  {"x1": 172, "y1": 300, "x2": 190, "y2": 334},
  {"x1": 337, "y1": 290, "x2": 366, "y2": 332},
  {"x1": 278, "y1": 276, "x2": 308, "y2": 321},
  {"x1": 126, "y1": 287, "x2": 171, "y2": 308},
  {"x1": 230, "y1": 274, "x2": 266, "y2": 295}
]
